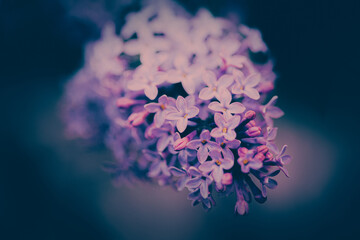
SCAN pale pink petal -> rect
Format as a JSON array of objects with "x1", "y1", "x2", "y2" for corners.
[
  {"x1": 202, "y1": 70, "x2": 217, "y2": 86},
  {"x1": 244, "y1": 87, "x2": 260, "y2": 100},
  {"x1": 228, "y1": 102, "x2": 246, "y2": 114},
  {"x1": 210, "y1": 128, "x2": 223, "y2": 138},
  {"x1": 144, "y1": 85, "x2": 158, "y2": 100},
  {"x1": 224, "y1": 130, "x2": 236, "y2": 141},
  {"x1": 199, "y1": 87, "x2": 215, "y2": 100},
  {"x1": 217, "y1": 74, "x2": 234, "y2": 88},
  {"x1": 208, "y1": 101, "x2": 224, "y2": 112},
  {"x1": 176, "y1": 117, "x2": 188, "y2": 133},
  {"x1": 246, "y1": 73, "x2": 261, "y2": 87}
]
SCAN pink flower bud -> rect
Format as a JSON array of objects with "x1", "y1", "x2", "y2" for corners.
[
  {"x1": 128, "y1": 111, "x2": 149, "y2": 126},
  {"x1": 173, "y1": 137, "x2": 189, "y2": 151},
  {"x1": 173, "y1": 131, "x2": 196, "y2": 151},
  {"x1": 144, "y1": 123, "x2": 156, "y2": 139},
  {"x1": 237, "y1": 147, "x2": 248, "y2": 157},
  {"x1": 244, "y1": 110, "x2": 256, "y2": 120},
  {"x1": 246, "y1": 127, "x2": 261, "y2": 137},
  {"x1": 266, "y1": 152, "x2": 273, "y2": 160},
  {"x1": 256, "y1": 145, "x2": 269, "y2": 154},
  {"x1": 257, "y1": 81, "x2": 274, "y2": 93},
  {"x1": 116, "y1": 98, "x2": 145, "y2": 108},
  {"x1": 245, "y1": 120, "x2": 256, "y2": 128},
  {"x1": 254, "y1": 153, "x2": 265, "y2": 161},
  {"x1": 116, "y1": 97, "x2": 137, "y2": 108},
  {"x1": 221, "y1": 173, "x2": 233, "y2": 185}
]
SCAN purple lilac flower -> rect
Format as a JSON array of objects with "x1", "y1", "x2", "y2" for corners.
[
  {"x1": 199, "y1": 150, "x2": 233, "y2": 183},
  {"x1": 237, "y1": 148, "x2": 263, "y2": 173},
  {"x1": 169, "y1": 166, "x2": 190, "y2": 191},
  {"x1": 208, "y1": 89, "x2": 245, "y2": 118},
  {"x1": 150, "y1": 123, "x2": 175, "y2": 152},
  {"x1": 210, "y1": 113, "x2": 241, "y2": 140},
  {"x1": 144, "y1": 95, "x2": 176, "y2": 127},
  {"x1": 231, "y1": 70, "x2": 261, "y2": 100},
  {"x1": 186, "y1": 166, "x2": 213, "y2": 198},
  {"x1": 214, "y1": 137, "x2": 241, "y2": 160},
  {"x1": 261, "y1": 96, "x2": 284, "y2": 127},
  {"x1": 143, "y1": 150, "x2": 171, "y2": 178},
  {"x1": 187, "y1": 129, "x2": 218, "y2": 163},
  {"x1": 127, "y1": 65, "x2": 167, "y2": 100},
  {"x1": 166, "y1": 96, "x2": 199, "y2": 133},
  {"x1": 62, "y1": 2, "x2": 291, "y2": 215},
  {"x1": 199, "y1": 71, "x2": 233, "y2": 100}
]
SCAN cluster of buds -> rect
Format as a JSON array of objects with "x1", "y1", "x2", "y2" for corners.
[{"x1": 62, "y1": 1, "x2": 291, "y2": 214}]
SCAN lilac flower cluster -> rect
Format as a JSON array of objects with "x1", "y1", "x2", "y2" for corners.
[{"x1": 62, "y1": 1, "x2": 291, "y2": 215}]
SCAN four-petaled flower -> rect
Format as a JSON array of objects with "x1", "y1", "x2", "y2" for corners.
[
  {"x1": 166, "y1": 96, "x2": 199, "y2": 133},
  {"x1": 231, "y1": 70, "x2": 261, "y2": 100},
  {"x1": 210, "y1": 113, "x2": 241, "y2": 141},
  {"x1": 186, "y1": 166, "x2": 213, "y2": 198},
  {"x1": 237, "y1": 149, "x2": 263, "y2": 173},
  {"x1": 208, "y1": 89, "x2": 245, "y2": 118},
  {"x1": 127, "y1": 65, "x2": 166, "y2": 100},
  {"x1": 187, "y1": 129, "x2": 219, "y2": 163},
  {"x1": 144, "y1": 95, "x2": 176, "y2": 127},
  {"x1": 199, "y1": 71, "x2": 233, "y2": 100},
  {"x1": 199, "y1": 150, "x2": 234, "y2": 183},
  {"x1": 214, "y1": 137, "x2": 241, "y2": 160}
]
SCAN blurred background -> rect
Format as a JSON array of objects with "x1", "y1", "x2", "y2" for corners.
[{"x1": 1, "y1": 0, "x2": 359, "y2": 239}]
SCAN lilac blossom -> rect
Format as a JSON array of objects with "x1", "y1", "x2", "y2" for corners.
[
  {"x1": 169, "y1": 166, "x2": 190, "y2": 191},
  {"x1": 261, "y1": 96, "x2": 284, "y2": 127},
  {"x1": 187, "y1": 130, "x2": 218, "y2": 163},
  {"x1": 186, "y1": 167, "x2": 213, "y2": 198},
  {"x1": 231, "y1": 70, "x2": 261, "y2": 100},
  {"x1": 211, "y1": 113, "x2": 241, "y2": 140},
  {"x1": 62, "y1": 3, "x2": 291, "y2": 215},
  {"x1": 166, "y1": 96, "x2": 199, "y2": 133},
  {"x1": 127, "y1": 66, "x2": 167, "y2": 100},
  {"x1": 199, "y1": 71, "x2": 233, "y2": 100},
  {"x1": 214, "y1": 137, "x2": 241, "y2": 160},
  {"x1": 238, "y1": 149, "x2": 263, "y2": 173},
  {"x1": 199, "y1": 150, "x2": 234, "y2": 183},
  {"x1": 144, "y1": 95, "x2": 176, "y2": 127},
  {"x1": 208, "y1": 89, "x2": 245, "y2": 118},
  {"x1": 166, "y1": 54, "x2": 203, "y2": 94}
]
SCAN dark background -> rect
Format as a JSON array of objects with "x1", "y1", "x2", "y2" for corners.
[{"x1": 1, "y1": 0, "x2": 360, "y2": 239}]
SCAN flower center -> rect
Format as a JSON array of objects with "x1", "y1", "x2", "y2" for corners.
[
  {"x1": 222, "y1": 127, "x2": 227, "y2": 133},
  {"x1": 215, "y1": 160, "x2": 222, "y2": 166},
  {"x1": 212, "y1": 87, "x2": 217, "y2": 92},
  {"x1": 160, "y1": 104, "x2": 166, "y2": 110},
  {"x1": 220, "y1": 142, "x2": 226, "y2": 148},
  {"x1": 184, "y1": 114, "x2": 188, "y2": 118},
  {"x1": 201, "y1": 139, "x2": 207, "y2": 144},
  {"x1": 243, "y1": 159, "x2": 249, "y2": 165}
]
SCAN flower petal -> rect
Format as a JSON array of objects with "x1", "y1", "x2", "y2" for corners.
[
  {"x1": 199, "y1": 87, "x2": 215, "y2": 100},
  {"x1": 176, "y1": 117, "x2": 188, "y2": 133},
  {"x1": 244, "y1": 87, "x2": 260, "y2": 100},
  {"x1": 197, "y1": 145, "x2": 209, "y2": 163},
  {"x1": 144, "y1": 85, "x2": 158, "y2": 100}
]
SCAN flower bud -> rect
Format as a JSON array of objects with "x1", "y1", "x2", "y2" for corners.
[
  {"x1": 173, "y1": 131, "x2": 196, "y2": 150},
  {"x1": 237, "y1": 147, "x2": 248, "y2": 157},
  {"x1": 246, "y1": 127, "x2": 262, "y2": 137},
  {"x1": 266, "y1": 151, "x2": 273, "y2": 160},
  {"x1": 245, "y1": 120, "x2": 256, "y2": 128},
  {"x1": 244, "y1": 110, "x2": 256, "y2": 120},
  {"x1": 254, "y1": 153, "x2": 265, "y2": 161},
  {"x1": 221, "y1": 173, "x2": 233, "y2": 185},
  {"x1": 256, "y1": 145, "x2": 269, "y2": 154},
  {"x1": 128, "y1": 111, "x2": 149, "y2": 126}
]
